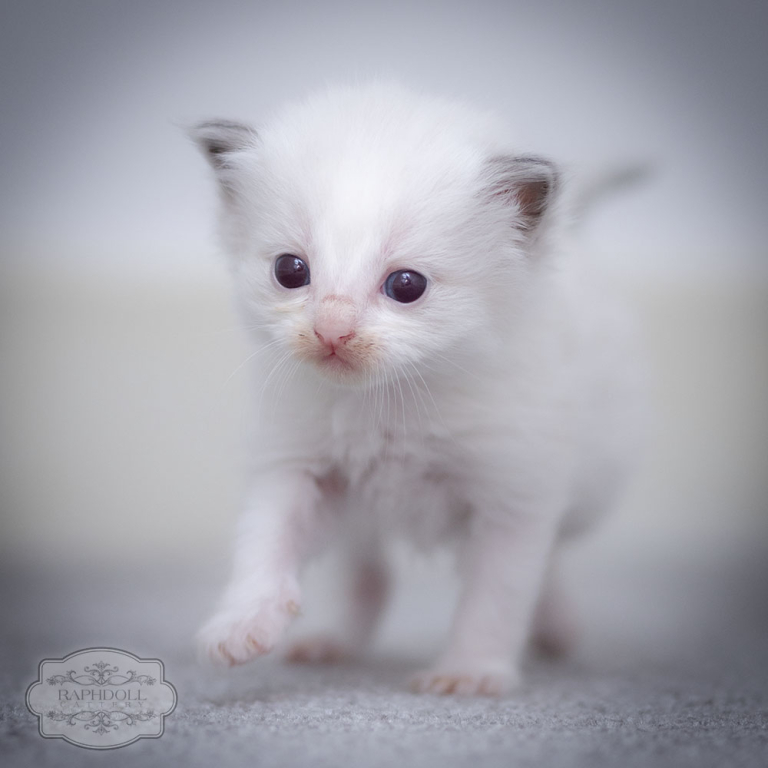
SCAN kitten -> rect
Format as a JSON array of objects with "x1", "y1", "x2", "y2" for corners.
[{"x1": 190, "y1": 83, "x2": 643, "y2": 696}]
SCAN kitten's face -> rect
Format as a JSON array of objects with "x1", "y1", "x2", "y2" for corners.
[
  {"x1": 193, "y1": 88, "x2": 557, "y2": 387},
  {"x1": 231, "y1": 174, "x2": 493, "y2": 386}
]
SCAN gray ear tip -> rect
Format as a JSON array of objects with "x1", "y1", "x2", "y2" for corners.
[
  {"x1": 511, "y1": 155, "x2": 561, "y2": 188},
  {"x1": 485, "y1": 154, "x2": 561, "y2": 228},
  {"x1": 189, "y1": 119, "x2": 258, "y2": 165},
  {"x1": 487, "y1": 154, "x2": 560, "y2": 180},
  {"x1": 191, "y1": 118, "x2": 256, "y2": 135}
]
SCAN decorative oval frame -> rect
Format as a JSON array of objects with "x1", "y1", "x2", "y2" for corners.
[{"x1": 26, "y1": 647, "x2": 177, "y2": 750}]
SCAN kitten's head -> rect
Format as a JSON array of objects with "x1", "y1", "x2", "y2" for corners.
[{"x1": 191, "y1": 84, "x2": 559, "y2": 386}]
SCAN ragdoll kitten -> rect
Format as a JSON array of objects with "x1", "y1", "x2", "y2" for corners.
[{"x1": 191, "y1": 83, "x2": 642, "y2": 696}]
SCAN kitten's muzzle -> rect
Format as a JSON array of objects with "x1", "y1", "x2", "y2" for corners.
[
  {"x1": 314, "y1": 327, "x2": 356, "y2": 353},
  {"x1": 313, "y1": 297, "x2": 357, "y2": 354}
]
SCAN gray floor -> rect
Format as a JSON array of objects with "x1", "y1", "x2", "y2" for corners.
[{"x1": 1, "y1": 553, "x2": 767, "y2": 768}]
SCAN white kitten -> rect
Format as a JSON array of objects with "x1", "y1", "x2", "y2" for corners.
[{"x1": 191, "y1": 83, "x2": 643, "y2": 696}]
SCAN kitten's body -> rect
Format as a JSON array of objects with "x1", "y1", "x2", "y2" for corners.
[{"x1": 192, "y1": 84, "x2": 643, "y2": 695}]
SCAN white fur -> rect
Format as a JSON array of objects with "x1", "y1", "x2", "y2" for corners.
[{"x1": 192, "y1": 83, "x2": 643, "y2": 696}]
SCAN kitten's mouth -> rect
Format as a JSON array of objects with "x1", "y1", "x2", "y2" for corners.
[
  {"x1": 319, "y1": 350, "x2": 355, "y2": 371},
  {"x1": 298, "y1": 334, "x2": 377, "y2": 384},
  {"x1": 312, "y1": 348, "x2": 371, "y2": 383}
]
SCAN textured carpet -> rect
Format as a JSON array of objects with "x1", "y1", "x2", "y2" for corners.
[{"x1": 1, "y1": 553, "x2": 767, "y2": 768}]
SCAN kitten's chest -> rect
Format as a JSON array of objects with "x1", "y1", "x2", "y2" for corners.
[
  {"x1": 321, "y1": 396, "x2": 466, "y2": 542},
  {"x1": 325, "y1": 397, "x2": 433, "y2": 482}
]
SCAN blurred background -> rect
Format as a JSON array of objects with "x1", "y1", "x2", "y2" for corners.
[{"x1": 0, "y1": 0, "x2": 766, "y2": 665}]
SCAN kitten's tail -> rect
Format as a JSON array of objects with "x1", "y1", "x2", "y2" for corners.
[{"x1": 564, "y1": 161, "x2": 653, "y2": 227}]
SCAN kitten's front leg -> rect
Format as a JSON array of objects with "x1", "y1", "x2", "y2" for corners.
[
  {"x1": 198, "y1": 470, "x2": 321, "y2": 666},
  {"x1": 412, "y1": 512, "x2": 557, "y2": 696}
]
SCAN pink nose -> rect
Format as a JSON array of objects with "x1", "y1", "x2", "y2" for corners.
[
  {"x1": 314, "y1": 295, "x2": 357, "y2": 350},
  {"x1": 314, "y1": 324, "x2": 356, "y2": 350}
]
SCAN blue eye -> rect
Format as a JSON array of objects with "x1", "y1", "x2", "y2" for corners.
[
  {"x1": 275, "y1": 254, "x2": 310, "y2": 288},
  {"x1": 383, "y1": 270, "x2": 427, "y2": 303}
]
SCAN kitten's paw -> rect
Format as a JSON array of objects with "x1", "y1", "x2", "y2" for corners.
[
  {"x1": 410, "y1": 664, "x2": 519, "y2": 697},
  {"x1": 197, "y1": 596, "x2": 301, "y2": 667},
  {"x1": 284, "y1": 636, "x2": 352, "y2": 664}
]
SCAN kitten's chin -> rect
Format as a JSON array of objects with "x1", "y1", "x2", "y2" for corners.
[{"x1": 311, "y1": 354, "x2": 371, "y2": 387}]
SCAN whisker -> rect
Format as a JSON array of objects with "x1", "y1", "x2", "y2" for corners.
[
  {"x1": 202, "y1": 320, "x2": 274, "y2": 339},
  {"x1": 312, "y1": 369, "x2": 326, "y2": 401},
  {"x1": 399, "y1": 363, "x2": 425, "y2": 440},
  {"x1": 407, "y1": 359, "x2": 452, "y2": 437},
  {"x1": 394, "y1": 365, "x2": 407, "y2": 443},
  {"x1": 361, "y1": 368, "x2": 373, "y2": 421},
  {"x1": 382, "y1": 367, "x2": 392, "y2": 460},
  {"x1": 428, "y1": 351, "x2": 484, "y2": 382},
  {"x1": 375, "y1": 363, "x2": 385, "y2": 429},
  {"x1": 206, "y1": 339, "x2": 283, "y2": 425},
  {"x1": 257, "y1": 349, "x2": 293, "y2": 415},
  {"x1": 219, "y1": 337, "x2": 284, "y2": 393},
  {"x1": 271, "y1": 357, "x2": 305, "y2": 428},
  {"x1": 275, "y1": 356, "x2": 301, "y2": 405}
]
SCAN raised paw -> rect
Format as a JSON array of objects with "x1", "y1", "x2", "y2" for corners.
[
  {"x1": 197, "y1": 597, "x2": 301, "y2": 667},
  {"x1": 410, "y1": 665, "x2": 518, "y2": 697},
  {"x1": 284, "y1": 636, "x2": 352, "y2": 665}
]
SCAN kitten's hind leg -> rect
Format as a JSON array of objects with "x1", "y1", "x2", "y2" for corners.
[
  {"x1": 285, "y1": 547, "x2": 390, "y2": 664},
  {"x1": 530, "y1": 554, "x2": 579, "y2": 658}
]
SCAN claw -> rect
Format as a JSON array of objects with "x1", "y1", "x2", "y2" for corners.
[
  {"x1": 245, "y1": 634, "x2": 267, "y2": 654},
  {"x1": 217, "y1": 642, "x2": 236, "y2": 666}
]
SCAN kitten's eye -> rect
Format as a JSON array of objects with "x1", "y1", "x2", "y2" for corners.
[
  {"x1": 274, "y1": 254, "x2": 310, "y2": 289},
  {"x1": 383, "y1": 270, "x2": 427, "y2": 304}
]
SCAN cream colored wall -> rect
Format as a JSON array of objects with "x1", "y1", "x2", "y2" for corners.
[{"x1": 1, "y1": 262, "x2": 766, "y2": 578}]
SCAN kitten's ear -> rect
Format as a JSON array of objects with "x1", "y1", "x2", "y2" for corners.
[
  {"x1": 485, "y1": 155, "x2": 560, "y2": 231},
  {"x1": 189, "y1": 120, "x2": 258, "y2": 195}
]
